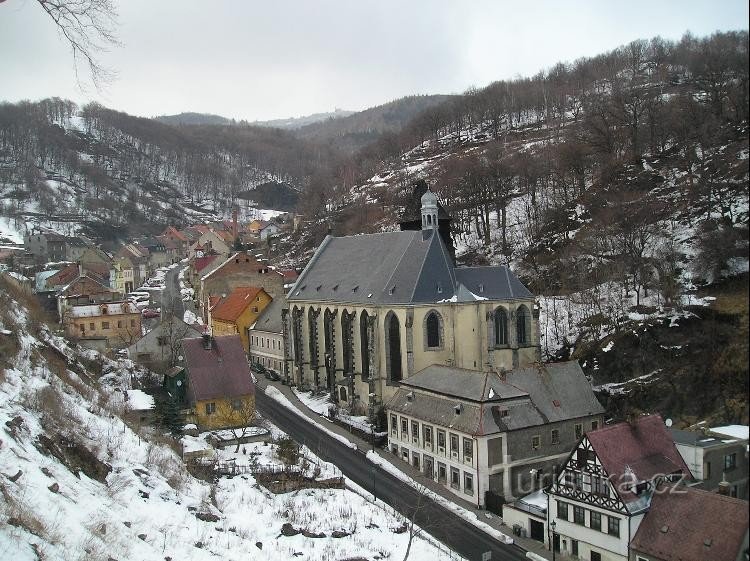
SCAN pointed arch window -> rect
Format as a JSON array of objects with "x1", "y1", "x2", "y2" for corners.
[
  {"x1": 360, "y1": 311, "x2": 370, "y2": 380},
  {"x1": 494, "y1": 307, "x2": 508, "y2": 346},
  {"x1": 385, "y1": 312, "x2": 402, "y2": 383},
  {"x1": 424, "y1": 310, "x2": 443, "y2": 349},
  {"x1": 341, "y1": 310, "x2": 355, "y2": 375},
  {"x1": 517, "y1": 305, "x2": 531, "y2": 346}
]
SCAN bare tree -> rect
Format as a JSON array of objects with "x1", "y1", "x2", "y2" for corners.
[{"x1": 35, "y1": 0, "x2": 120, "y2": 89}]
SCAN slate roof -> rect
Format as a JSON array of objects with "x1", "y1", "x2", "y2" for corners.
[
  {"x1": 388, "y1": 362, "x2": 603, "y2": 436},
  {"x1": 587, "y1": 415, "x2": 692, "y2": 502},
  {"x1": 669, "y1": 428, "x2": 729, "y2": 449},
  {"x1": 288, "y1": 229, "x2": 531, "y2": 305},
  {"x1": 251, "y1": 296, "x2": 285, "y2": 334},
  {"x1": 211, "y1": 286, "x2": 265, "y2": 322},
  {"x1": 630, "y1": 485, "x2": 749, "y2": 561},
  {"x1": 183, "y1": 335, "x2": 254, "y2": 402}
]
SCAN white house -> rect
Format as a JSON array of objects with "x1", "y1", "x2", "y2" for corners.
[
  {"x1": 248, "y1": 296, "x2": 285, "y2": 373},
  {"x1": 546, "y1": 415, "x2": 692, "y2": 561}
]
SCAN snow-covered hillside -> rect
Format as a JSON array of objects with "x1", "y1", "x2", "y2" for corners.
[{"x1": 0, "y1": 280, "x2": 461, "y2": 561}]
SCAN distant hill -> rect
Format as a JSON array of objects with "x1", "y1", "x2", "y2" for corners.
[
  {"x1": 154, "y1": 112, "x2": 232, "y2": 126},
  {"x1": 252, "y1": 109, "x2": 355, "y2": 130},
  {"x1": 295, "y1": 94, "x2": 454, "y2": 153}
]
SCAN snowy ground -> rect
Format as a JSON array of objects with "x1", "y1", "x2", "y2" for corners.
[
  {"x1": 293, "y1": 388, "x2": 387, "y2": 436},
  {"x1": 0, "y1": 289, "x2": 461, "y2": 561},
  {"x1": 265, "y1": 386, "x2": 515, "y2": 546}
]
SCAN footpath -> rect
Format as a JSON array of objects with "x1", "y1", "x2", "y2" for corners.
[{"x1": 254, "y1": 376, "x2": 553, "y2": 561}]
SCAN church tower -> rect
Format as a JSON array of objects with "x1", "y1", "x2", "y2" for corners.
[
  {"x1": 399, "y1": 179, "x2": 455, "y2": 261},
  {"x1": 421, "y1": 188, "x2": 439, "y2": 230}
]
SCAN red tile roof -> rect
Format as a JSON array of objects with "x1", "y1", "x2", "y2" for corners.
[
  {"x1": 48, "y1": 264, "x2": 79, "y2": 287},
  {"x1": 183, "y1": 335, "x2": 254, "y2": 402},
  {"x1": 631, "y1": 485, "x2": 749, "y2": 561},
  {"x1": 211, "y1": 286, "x2": 265, "y2": 322},
  {"x1": 204, "y1": 252, "x2": 283, "y2": 280},
  {"x1": 587, "y1": 415, "x2": 692, "y2": 502},
  {"x1": 280, "y1": 269, "x2": 299, "y2": 280}
]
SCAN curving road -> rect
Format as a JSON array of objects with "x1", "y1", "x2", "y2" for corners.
[{"x1": 256, "y1": 390, "x2": 528, "y2": 561}]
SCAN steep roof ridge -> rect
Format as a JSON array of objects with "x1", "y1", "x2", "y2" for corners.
[
  {"x1": 405, "y1": 231, "x2": 436, "y2": 303},
  {"x1": 504, "y1": 267, "x2": 514, "y2": 298},
  {"x1": 381, "y1": 231, "x2": 420, "y2": 299}
]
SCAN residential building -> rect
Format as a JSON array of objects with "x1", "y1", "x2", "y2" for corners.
[
  {"x1": 127, "y1": 316, "x2": 202, "y2": 371},
  {"x1": 547, "y1": 415, "x2": 692, "y2": 561},
  {"x1": 385, "y1": 362, "x2": 604, "y2": 507},
  {"x1": 182, "y1": 334, "x2": 255, "y2": 431},
  {"x1": 285, "y1": 188, "x2": 540, "y2": 415},
  {"x1": 248, "y1": 296, "x2": 285, "y2": 372},
  {"x1": 188, "y1": 230, "x2": 232, "y2": 260},
  {"x1": 199, "y1": 251, "x2": 285, "y2": 318},
  {"x1": 64, "y1": 301, "x2": 142, "y2": 348},
  {"x1": 111, "y1": 257, "x2": 136, "y2": 295},
  {"x1": 209, "y1": 286, "x2": 272, "y2": 352},
  {"x1": 671, "y1": 426, "x2": 749, "y2": 500},
  {"x1": 629, "y1": 485, "x2": 749, "y2": 561},
  {"x1": 56, "y1": 273, "x2": 121, "y2": 321}
]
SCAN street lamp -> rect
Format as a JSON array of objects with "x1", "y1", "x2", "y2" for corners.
[{"x1": 550, "y1": 520, "x2": 557, "y2": 561}]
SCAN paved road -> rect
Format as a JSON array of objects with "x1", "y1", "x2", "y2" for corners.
[
  {"x1": 162, "y1": 265, "x2": 185, "y2": 318},
  {"x1": 256, "y1": 390, "x2": 529, "y2": 561}
]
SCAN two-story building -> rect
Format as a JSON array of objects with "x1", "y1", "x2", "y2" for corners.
[
  {"x1": 386, "y1": 362, "x2": 604, "y2": 507},
  {"x1": 64, "y1": 301, "x2": 142, "y2": 349},
  {"x1": 248, "y1": 296, "x2": 285, "y2": 373},
  {"x1": 209, "y1": 286, "x2": 272, "y2": 352},
  {"x1": 547, "y1": 415, "x2": 692, "y2": 561},
  {"x1": 182, "y1": 334, "x2": 255, "y2": 431},
  {"x1": 671, "y1": 425, "x2": 749, "y2": 500}
]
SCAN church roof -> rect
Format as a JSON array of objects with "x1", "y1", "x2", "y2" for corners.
[{"x1": 288, "y1": 230, "x2": 531, "y2": 305}]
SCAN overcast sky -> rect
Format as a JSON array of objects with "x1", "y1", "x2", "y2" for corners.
[{"x1": 1, "y1": 0, "x2": 747, "y2": 121}]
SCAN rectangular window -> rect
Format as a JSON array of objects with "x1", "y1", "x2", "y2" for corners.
[
  {"x1": 573, "y1": 505, "x2": 585, "y2": 525},
  {"x1": 205, "y1": 402, "x2": 216, "y2": 415},
  {"x1": 131, "y1": 319, "x2": 136, "y2": 327},
  {"x1": 412, "y1": 452, "x2": 420, "y2": 471},
  {"x1": 590, "y1": 511, "x2": 601, "y2": 531},
  {"x1": 551, "y1": 429, "x2": 560, "y2": 444},
  {"x1": 232, "y1": 399, "x2": 244, "y2": 411},
  {"x1": 401, "y1": 447, "x2": 409, "y2": 462},
  {"x1": 607, "y1": 516, "x2": 620, "y2": 537},
  {"x1": 450, "y1": 467, "x2": 460, "y2": 489},
  {"x1": 79, "y1": 324, "x2": 84, "y2": 332},
  {"x1": 724, "y1": 453, "x2": 737, "y2": 470},
  {"x1": 574, "y1": 472, "x2": 583, "y2": 490},
  {"x1": 463, "y1": 437, "x2": 473, "y2": 463},
  {"x1": 704, "y1": 461, "x2": 711, "y2": 479},
  {"x1": 117, "y1": 320, "x2": 123, "y2": 328},
  {"x1": 591, "y1": 420, "x2": 599, "y2": 431},
  {"x1": 576, "y1": 448, "x2": 591, "y2": 467},
  {"x1": 89, "y1": 322, "x2": 95, "y2": 330},
  {"x1": 401, "y1": 418, "x2": 408, "y2": 438},
  {"x1": 557, "y1": 501, "x2": 568, "y2": 521},
  {"x1": 437, "y1": 430, "x2": 446, "y2": 452},
  {"x1": 593, "y1": 476, "x2": 609, "y2": 497},
  {"x1": 464, "y1": 472, "x2": 474, "y2": 495},
  {"x1": 531, "y1": 435, "x2": 540, "y2": 450},
  {"x1": 411, "y1": 421, "x2": 420, "y2": 444},
  {"x1": 423, "y1": 426, "x2": 433, "y2": 448},
  {"x1": 102, "y1": 321, "x2": 110, "y2": 330},
  {"x1": 571, "y1": 540, "x2": 578, "y2": 557},
  {"x1": 575, "y1": 423, "x2": 583, "y2": 439},
  {"x1": 391, "y1": 414, "x2": 398, "y2": 435},
  {"x1": 450, "y1": 433, "x2": 459, "y2": 458},
  {"x1": 564, "y1": 471, "x2": 574, "y2": 487},
  {"x1": 437, "y1": 462, "x2": 447, "y2": 483},
  {"x1": 591, "y1": 552, "x2": 602, "y2": 561}
]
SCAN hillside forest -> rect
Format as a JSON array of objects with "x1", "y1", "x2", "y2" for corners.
[{"x1": 0, "y1": 31, "x2": 747, "y2": 426}]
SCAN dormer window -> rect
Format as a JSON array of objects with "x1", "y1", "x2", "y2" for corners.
[
  {"x1": 389, "y1": 286, "x2": 396, "y2": 295},
  {"x1": 436, "y1": 283, "x2": 442, "y2": 294}
]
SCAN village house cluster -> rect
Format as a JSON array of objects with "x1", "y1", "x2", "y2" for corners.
[{"x1": 2, "y1": 183, "x2": 746, "y2": 560}]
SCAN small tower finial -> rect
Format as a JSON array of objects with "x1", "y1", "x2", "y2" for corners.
[{"x1": 420, "y1": 187, "x2": 438, "y2": 231}]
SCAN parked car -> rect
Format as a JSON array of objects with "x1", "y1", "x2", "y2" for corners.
[
  {"x1": 266, "y1": 370, "x2": 281, "y2": 381},
  {"x1": 141, "y1": 308, "x2": 160, "y2": 318}
]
